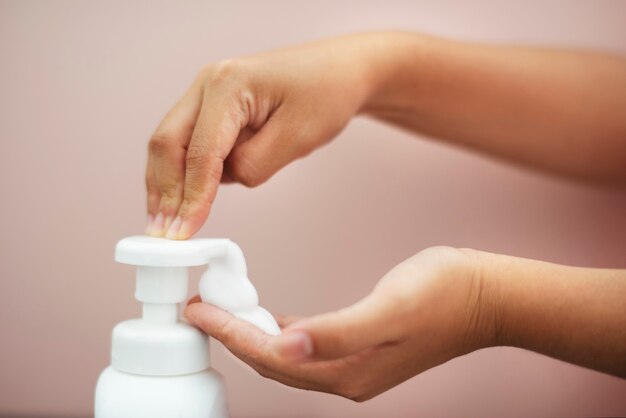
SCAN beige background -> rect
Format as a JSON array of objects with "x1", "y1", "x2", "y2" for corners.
[{"x1": 1, "y1": 1, "x2": 626, "y2": 417}]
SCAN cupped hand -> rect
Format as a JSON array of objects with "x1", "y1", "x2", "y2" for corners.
[
  {"x1": 145, "y1": 33, "x2": 387, "y2": 239},
  {"x1": 184, "y1": 246, "x2": 498, "y2": 401}
]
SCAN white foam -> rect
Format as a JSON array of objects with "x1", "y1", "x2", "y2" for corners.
[
  {"x1": 234, "y1": 306, "x2": 281, "y2": 336},
  {"x1": 199, "y1": 269, "x2": 281, "y2": 335}
]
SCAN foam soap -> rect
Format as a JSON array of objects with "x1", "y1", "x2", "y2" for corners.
[
  {"x1": 198, "y1": 239, "x2": 280, "y2": 335},
  {"x1": 95, "y1": 236, "x2": 280, "y2": 418}
]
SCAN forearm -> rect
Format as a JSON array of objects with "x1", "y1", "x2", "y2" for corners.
[
  {"x1": 361, "y1": 32, "x2": 626, "y2": 184},
  {"x1": 480, "y1": 251, "x2": 626, "y2": 377}
]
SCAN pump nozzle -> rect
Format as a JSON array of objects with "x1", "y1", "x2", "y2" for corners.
[{"x1": 115, "y1": 236, "x2": 280, "y2": 335}]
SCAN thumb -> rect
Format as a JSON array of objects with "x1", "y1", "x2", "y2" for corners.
[{"x1": 274, "y1": 293, "x2": 403, "y2": 362}]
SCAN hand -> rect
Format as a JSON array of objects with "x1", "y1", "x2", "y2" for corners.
[
  {"x1": 185, "y1": 246, "x2": 497, "y2": 401},
  {"x1": 144, "y1": 30, "x2": 626, "y2": 239},
  {"x1": 145, "y1": 33, "x2": 390, "y2": 239}
]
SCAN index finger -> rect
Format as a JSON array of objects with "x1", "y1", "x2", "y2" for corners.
[
  {"x1": 183, "y1": 302, "x2": 351, "y2": 393},
  {"x1": 185, "y1": 302, "x2": 271, "y2": 362},
  {"x1": 165, "y1": 85, "x2": 247, "y2": 239}
]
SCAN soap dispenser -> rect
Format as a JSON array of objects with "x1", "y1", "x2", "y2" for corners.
[{"x1": 95, "y1": 236, "x2": 280, "y2": 418}]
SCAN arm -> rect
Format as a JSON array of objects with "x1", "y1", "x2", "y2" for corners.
[
  {"x1": 145, "y1": 32, "x2": 626, "y2": 239},
  {"x1": 364, "y1": 32, "x2": 626, "y2": 184},
  {"x1": 483, "y1": 251, "x2": 626, "y2": 376},
  {"x1": 185, "y1": 247, "x2": 626, "y2": 401}
]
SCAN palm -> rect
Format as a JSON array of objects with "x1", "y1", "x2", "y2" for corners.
[{"x1": 185, "y1": 246, "x2": 487, "y2": 401}]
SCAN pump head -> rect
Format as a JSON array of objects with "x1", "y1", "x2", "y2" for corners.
[{"x1": 110, "y1": 236, "x2": 280, "y2": 377}]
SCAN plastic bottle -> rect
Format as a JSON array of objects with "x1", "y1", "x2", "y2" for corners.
[{"x1": 95, "y1": 236, "x2": 280, "y2": 418}]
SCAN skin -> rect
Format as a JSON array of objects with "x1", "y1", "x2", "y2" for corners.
[
  {"x1": 186, "y1": 248, "x2": 626, "y2": 401},
  {"x1": 144, "y1": 32, "x2": 626, "y2": 400}
]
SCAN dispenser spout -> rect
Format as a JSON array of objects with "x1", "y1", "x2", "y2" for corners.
[{"x1": 115, "y1": 236, "x2": 280, "y2": 335}]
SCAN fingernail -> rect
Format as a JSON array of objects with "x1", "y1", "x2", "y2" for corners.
[
  {"x1": 274, "y1": 330, "x2": 313, "y2": 361},
  {"x1": 145, "y1": 214, "x2": 155, "y2": 235},
  {"x1": 177, "y1": 219, "x2": 193, "y2": 240},
  {"x1": 165, "y1": 216, "x2": 182, "y2": 239},
  {"x1": 150, "y1": 212, "x2": 165, "y2": 236},
  {"x1": 163, "y1": 215, "x2": 173, "y2": 233}
]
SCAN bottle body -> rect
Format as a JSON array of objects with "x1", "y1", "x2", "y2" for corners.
[
  {"x1": 95, "y1": 366, "x2": 228, "y2": 418},
  {"x1": 96, "y1": 236, "x2": 275, "y2": 418}
]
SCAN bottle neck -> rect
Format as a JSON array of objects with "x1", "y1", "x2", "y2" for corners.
[
  {"x1": 142, "y1": 302, "x2": 178, "y2": 324},
  {"x1": 135, "y1": 266, "x2": 187, "y2": 325}
]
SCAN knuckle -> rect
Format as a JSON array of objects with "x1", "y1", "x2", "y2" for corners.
[
  {"x1": 148, "y1": 132, "x2": 175, "y2": 155},
  {"x1": 418, "y1": 245, "x2": 461, "y2": 259},
  {"x1": 202, "y1": 60, "x2": 254, "y2": 123},
  {"x1": 410, "y1": 245, "x2": 471, "y2": 273},
  {"x1": 204, "y1": 59, "x2": 247, "y2": 86}
]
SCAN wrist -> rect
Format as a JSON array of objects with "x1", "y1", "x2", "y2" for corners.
[
  {"x1": 471, "y1": 251, "x2": 544, "y2": 350},
  {"x1": 413, "y1": 247, "x2": 504, "y2": 353},
  {"x1": 459, "y1": 248, "x2": 508, "y2": 350},
  {"x1": 358, "y1": 31, "x2": 440, "y2": 116},
  {"x1": 474, "y1": 254, "x2": 626, "y2": 377}
]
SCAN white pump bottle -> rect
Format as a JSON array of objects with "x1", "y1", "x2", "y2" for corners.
[{"x1": 95, "y1": 236, "x2": 280, "y2": 418}]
